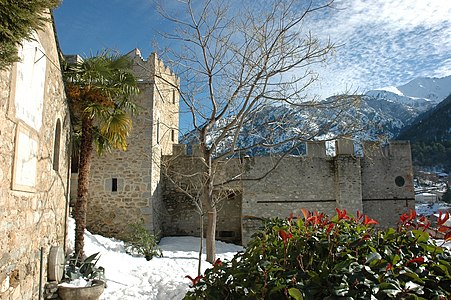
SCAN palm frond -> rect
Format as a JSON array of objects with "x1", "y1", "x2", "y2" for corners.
[{"x1": 63, "y1": 50, "x2": 140, "y2": 154}]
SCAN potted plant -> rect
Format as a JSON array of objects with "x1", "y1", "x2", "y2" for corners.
[{"x1": 58, "y1": 252, "x2": 106, "y2": 300}]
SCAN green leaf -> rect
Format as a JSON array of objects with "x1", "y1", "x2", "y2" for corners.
[
  {"x1": 412, "y1": 230, "x2": 429, "y2": 243},
  {"x1": 378, "y1": 282, "x2": 401, "y2": 297},
  {"x1": 365, "y1": 252, "x2": 382, "y2": 265},
  {"x1": 288, "y1": 288, "x2": 303, "y2": 300},
  {"x1": 405, "y1": 281, "x2": 423, "y2": 293}
]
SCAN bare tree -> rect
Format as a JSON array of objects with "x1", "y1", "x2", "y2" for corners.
[{"x1": 155, "y1": 0, "x2": 359, "y2": 263}]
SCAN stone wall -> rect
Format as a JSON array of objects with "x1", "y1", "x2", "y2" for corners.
[
  {"x1": 85, "y1": 50, "x2": 179, "y2": 239},
  {"x1": 161, "y1": 145, "x2": 243, "y2": 243},
  {"x1": 361, "y1": 141, "x2": 415, "y2": 227},
  {"x1": 0, "y1": 14, "x2": 70, "y2": 300},
  {"x1": 161, "y1": 140, "x2": 415, "y2": 245}
]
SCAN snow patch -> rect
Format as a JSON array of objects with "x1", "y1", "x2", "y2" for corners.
[
  {"x1": 377, "y1": 86, "x2": 404, "y2": 96},
  {"x1": 67, "y1": 218, "x2": 243, "y2": 299}
]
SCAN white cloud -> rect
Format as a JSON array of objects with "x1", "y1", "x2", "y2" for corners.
[{"x1": 302, "y1": 0, "x2": 451, "y2": 97}]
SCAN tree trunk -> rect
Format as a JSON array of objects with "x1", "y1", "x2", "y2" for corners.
[
  {"x1": 205, "y1": 205, "x2": 217, "y2": 263},
  {"x1": 74, "y1": 116, "x2": 94, "y2": 258},
  {"x1": 198, "y1": 212, "x2": 203, "y2": 276},
  {"x1": 201, "y1": 149, "x2": 217, "y2": 264}
]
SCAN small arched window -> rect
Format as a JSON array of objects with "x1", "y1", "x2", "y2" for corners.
[{"x1": 53, "y1": 119, "x2": 61, "y2": 171}]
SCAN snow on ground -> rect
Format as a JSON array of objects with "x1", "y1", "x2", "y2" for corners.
[
  {"x1": 66, "y1": 218, "x2": 243, "y2": 299},
  {"x1": 66, "y1": 202, "x2": 451, "y2": 299},
  {"x1": 415, "y1": 202, "x2": 451, "y2": 216}
]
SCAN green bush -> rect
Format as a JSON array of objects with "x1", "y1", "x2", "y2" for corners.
[
  {"x1": 185, "y1": 209, "x2": 451, "y2": 299},
  {"x1": 125, "y1": 220, "x2": 162, "y2": 260}
]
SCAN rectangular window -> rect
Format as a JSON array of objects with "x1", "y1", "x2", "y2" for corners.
[
  {"x1": 112, "y1": 178, "x2": 118, "y2": 192},
  {"x1": 171, "y1": 129, "x2": 175, "y2": 142},
  {"x1": 172, "y1": 89, "x2": 176, "y2": 104}
]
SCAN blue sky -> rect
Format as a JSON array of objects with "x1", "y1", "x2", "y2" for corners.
[{"x1": 53, "y1": 0, "x2": 450, "y2": 98}]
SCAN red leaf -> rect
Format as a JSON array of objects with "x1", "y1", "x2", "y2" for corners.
[
  {"x1": 213, "y1": 258, "x2": 223, "y2": 267},
  {"x1": 361, "y1": 234, "x2": 371, "y2": 241},
  {"x1": 400, "y1": 213, "x2": 409, "y2": 222},
  {"x1": 336, "y1": 208, "x2": 349, "y2": 221},
  {"x1": 438, "y1": 225, "x2": 451, "y2": 233},
  {"x1": 185, "y1": 275, "x2": 203, "y2": 286},
  {"x1": 326, "y1": 223, "x2": 334, "y2": 233},
  {"x1": 386, "y1": 263, "x2": 392, "y2": 272},
  {"x1": 300, "y1": 208, "x2": 309, "y2": 221},
  {"x1": 444, "y1": 231, "x2": 451, "y2": 241},
  {"x1": 279, "y1": 229, "x2": 292, "y2": 242},
  {"x1": 437, "y1": 211, "x2": 450, "y2": 226},
  {"x1": 406, "y1": 257, "x2": 424, "y2": 266},
  {"x1": 363, "y1": 215, "x2": 379, "y2": 225}
]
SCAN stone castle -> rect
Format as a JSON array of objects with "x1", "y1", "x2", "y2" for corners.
[{"x1": 83, "y1": 50, "x2": 415, "y2": 246}]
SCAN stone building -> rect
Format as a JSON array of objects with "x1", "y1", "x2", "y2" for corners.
[
  {"x1": 0, "y1": 13, "x2": 71, "y2": 300},
  {"x1": 162, "y1": 140, "x2": 415, "y2": 245},
  {"x1": 84, "y1": 49, "x2": 180, "y2": 239}
]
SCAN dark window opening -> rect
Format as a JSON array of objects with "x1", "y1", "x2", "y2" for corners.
[
  {"x1": 395, "y1": 176, "x2": 405, "y2": 187},
  {"x1": 52, "y1": 119, "x2": 61, "y2": 171},
  {"x1": 171, "y1": 129, "x2": 175, "y2": 142},
  {"x1": 71, "y1": 154, "x2": 79, "y2": 173},
  {"x1": 172, "y1": 89, "x2": 176, "y2": 104},
  {"x1": 218, "y1": 231, "x2": 235, "y2": 238},
  {"x1": 112, "y1": 178, "x2": 118, "y2": 192}
]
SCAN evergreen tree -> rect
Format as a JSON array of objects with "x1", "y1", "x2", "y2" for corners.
[
  {"x1": 443, "y1": 185, "x2": 451, "y2": 204},
  {"x1": 0, "y1": 0, "x2": 59, "y2": 70}
]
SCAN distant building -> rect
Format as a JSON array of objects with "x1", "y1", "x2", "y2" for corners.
[{"x1": 416, "y1": 192, "x2": 438, "y2": 203}]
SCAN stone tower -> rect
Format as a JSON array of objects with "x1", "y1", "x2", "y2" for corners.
[{"x1": 84, "y1": 49, "x2": 179, "y2": 238}]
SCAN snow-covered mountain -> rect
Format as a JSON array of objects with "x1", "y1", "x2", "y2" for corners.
[
  {"x1": 184, "y1": 75, "x2": 451, "y2": 154},
  {"x1": 385, "y1": 75, "x2": 451, "y2": 102},
  {"x1": 359, "y1": 75, "x2": 451, "y2": 137}
]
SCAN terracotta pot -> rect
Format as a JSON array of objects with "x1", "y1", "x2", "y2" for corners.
[{"x1": 58, "y1": 279, "x2": 105, "y2": 300}]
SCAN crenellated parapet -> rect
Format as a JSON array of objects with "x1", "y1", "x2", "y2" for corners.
[
  {"x1": 170, "y1": 139, "x2": 411, "y2": 159},
  {"x1": 306, "y1": 141, "x2": 326, "y2": 157},
  {"x1": 126, "y1": 48, "x2": 179, "y2": 86}
]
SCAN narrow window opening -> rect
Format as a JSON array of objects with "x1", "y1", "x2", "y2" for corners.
[
  {"x1": 172, "y1": 89, "x2": 176, "y2": 104},
  {"x1": 52, "y1": 119, "x2": 61, "y2": 171},
  {"x1": 171, "y1": 129, "x2": 175, "y2": 142},
  {"x1": 156, "y1": 118, "x2": 160, "y2": 144},
  {"x1": 112, "y1": 178, "x2": 118, "y2": 192}
]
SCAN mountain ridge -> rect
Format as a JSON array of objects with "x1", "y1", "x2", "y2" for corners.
[{"x1": 183, "y1": 75, "x2": 451, "y2": 158}]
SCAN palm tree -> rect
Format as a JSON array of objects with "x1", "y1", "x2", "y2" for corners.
[{"x1": 63, "y1": 52, "x2": 140, "y2": 257}]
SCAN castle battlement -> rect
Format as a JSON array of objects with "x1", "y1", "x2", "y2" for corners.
[
  {"x1": 170, "y1": 139, "x2": 411, "y2": 159},
  {"x1": 126, "y1": 49, "x2": 179, "y2": 85}
]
